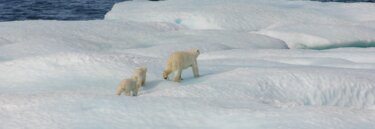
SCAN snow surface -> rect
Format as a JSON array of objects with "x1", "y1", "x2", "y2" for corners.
[
  {"x1": 106, "y1": 0, "x2": 375, "y2": 49},
  {"x1": 1, "y1": 0, "x2": 375, "y2": 129}
]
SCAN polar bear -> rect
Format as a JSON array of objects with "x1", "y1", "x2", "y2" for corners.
[
  {"x1": 132, "y1": 66, "x2": 147, "y2": 87},
  {"x1": 116, "y1": 77, "x2": 139, "y2": 96},
  {"x1": 163, "y1": 48, "x2": 200, "y2": 82},
  {"x1": 116, "y1": 67, "x2": 147, "y2": 96}
]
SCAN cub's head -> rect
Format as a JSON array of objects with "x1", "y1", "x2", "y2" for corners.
[
  {"x1": 190, "y1": 48, "x2": 200, "y2": 57},
  {"x1": 135, "y1": 66, "x2": 147, "y2": 74}
]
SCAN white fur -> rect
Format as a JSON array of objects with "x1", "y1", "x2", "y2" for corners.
[
  {"x1": 116, "y1": 77, "x2": 139, "y2": 96},
  {"x1": 163, "y1": 48, "x2": 200, "y2": 82},
  {"x1": 116, "y1": 67, "x2": 147, "y2": 96},
  {"x1": 132, "y1": 66, "x2": 147, "y2": 87}
]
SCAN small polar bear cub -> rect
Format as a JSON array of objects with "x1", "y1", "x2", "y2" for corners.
[
  {"x1": 116, "y1": 67, "x2": 147, "y2": 96},
  {"x1": 163, "y1": 48, "x2": 200, "y2": 82},
  {"x1": 116, "y1": 77, "x2": 139, "y2": 96},
  {"x1": 132, "y1": 66, "x2": 147, "y2": 87}
]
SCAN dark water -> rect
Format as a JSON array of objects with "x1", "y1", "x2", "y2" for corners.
[
  {"x1": 0, "y1": 0, "x2": 373, "y2": 22},
  {"x1": 0, "y1": 0, "x2": 127, "y2": 22}
]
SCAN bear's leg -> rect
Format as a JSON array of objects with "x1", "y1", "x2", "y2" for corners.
[
  {"x1": 132, "y1": 88, "x2": 138, "y2": 96},
  {"x1": 141, "y1": 76, "x2": 146, "y2": 86},
  {"x1": 132, "y1": 83, "x2": 141, "y2": 96},
  {"x1": 173, "y1": 69, "x2": 182, "y2": 82},
  {"x1": 116, "y1": 85, "x2": 124, "y2": 96},
  {"x1": 136, "y1": 79, "x2": 142, "y2": 88},
  {"x1": 116, "y1": 89, "x2": 123, "y2": 96},
  {"x1": 192, "y1": 62, "x2": 199, "y2": 78},
  {"x1": 125, "y1": 88, "x2": 131, "y2": 96}
]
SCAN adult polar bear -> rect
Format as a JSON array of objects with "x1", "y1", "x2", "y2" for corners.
[{"x1": 163, "y1": 48, "x2": 200, "y2": 82}]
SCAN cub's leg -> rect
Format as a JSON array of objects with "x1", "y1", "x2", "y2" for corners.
[
  {"x1": 124, "y1": 88, "x2": 131, "y2": 96},
  {"x1": 132, "y1": 87, "x2": 139, "y2": 96},
  {"x1": 141, "y1": 76, "x2": 146, "y2": 86},
  {"x1": 116, "y1": 87, "x2": 124, "y2": 96},
  {"x1": 116, "y1": 82, "x2": 125, "y2": 96}
]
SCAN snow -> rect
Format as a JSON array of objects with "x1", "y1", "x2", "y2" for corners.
[
  {"x1": 106, "y1": 0, "x2": 375, "y2": 49},
  {"x1": 1, "y1": 0, "x2": 375, "y2": 129}
]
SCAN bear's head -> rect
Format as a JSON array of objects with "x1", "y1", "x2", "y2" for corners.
[{"x1": 190, "y1": 48, "x2": 200, "y2": 57}]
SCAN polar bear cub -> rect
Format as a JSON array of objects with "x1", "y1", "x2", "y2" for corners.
[
  {"x1": 116, "y1": 77, "x2": 139, "y2": 96},
  {"x1": 163, "y1": 48, "x2": 200, "y2": 82},
  {"x1": 116, "y1": 67, "x2": 147, "y2": 96},
  {"x1": 132, "y1": 67, "x2": 147, "y2": 87}
]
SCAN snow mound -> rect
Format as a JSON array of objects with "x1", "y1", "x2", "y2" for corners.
[
  {"x1": 106, "y1": 0, "x2": 375, "y2": 49},
  {"x1": 146, "y1": 64, "x2": 375, "y2": 108},
  {"x1": 258, "y1": 24, "x2": 375, "y2": 49},
  {"x1": 219, "y1": 68, "x2": 375, "y2": 108}
]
